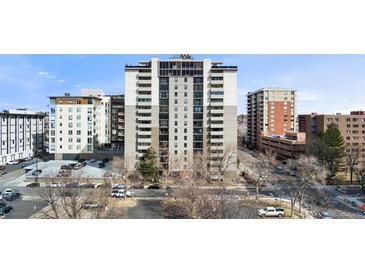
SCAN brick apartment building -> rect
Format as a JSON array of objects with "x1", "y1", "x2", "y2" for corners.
[
  {"x1": 299, "y1": 111, "x2": 365, "y2": 170},
  {"x1": 246, "y1": 87, "x2": 296, "y2": 149}
]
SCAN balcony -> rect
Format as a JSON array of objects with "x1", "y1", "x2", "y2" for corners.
[
  {"x1": 138, "y1": 144, "x2": 151, "y2": 150},
  {"x1": 137, "y1": 129, "x2": 151, "y2": 135},
  {"x1": 137, "y1": 137, "x2": 151, "y2": 143},
  {"x1": 210, "y1": 123, "x2": 223, "y2": 129},
  {"x1": 209, "y1": 108, "x2": 224, "y2": 114},
  {"x1": 210, "y1": 79, "x2": 224, "y2": 85},
  {"x1": 137, "y1": 123, "x2": 152, "y2": 128},
  {"x1": 138, "y1": 72, "x2": 151, "y2": 78},
  {"x1": 137, "y1": 79, "x2": 151, "y2": 85},
  {"x1": 138, "y1": 86, "x2": 151, "y2": 92},
  {"x1": 137, "y1": 108, "x2": 152, "y2": 113},
  {"x1": 137, "y1": 116, "x2": 152, "y2": 122},
  {"x1": 209, "y1": 115, "x2": 224, "y2": 121},
  {"x1": 210, "y1": 101, "x2": 224, "y2": 107},
  {"x1": 137, "y1": 100, "x2": 151, "y2": 107},
  {"x1": 210, "y1": 130, "x2": 224, "y2": 136},
  {"x1": 210, "y1": 138, "x2": 224, "y2": 143}
]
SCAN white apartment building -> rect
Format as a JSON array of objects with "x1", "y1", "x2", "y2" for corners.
[
  {"x1": 49, "y1": 90, "x2": 110, "y2": 160},
  {"x1": 125, "y1": 55, "x2": 238, "y2": 180},
  {"x1": 0, "y1": 109, "x2": 46, "y2": 164}
]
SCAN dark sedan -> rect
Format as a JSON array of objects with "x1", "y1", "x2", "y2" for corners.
[
  {"x1": 0, "y1": 205, "x2": 13, "y2": 215},
  {"x1": 3, "y1": 192, "x2": 21, "y2": 201}
]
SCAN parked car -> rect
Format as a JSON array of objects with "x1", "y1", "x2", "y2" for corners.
[
  {"x1": 77, "y1": 158, "x2": 85, "y2": 163},
  {"x1": 0, "y1": 204, "x2": 13, "y2": 215},
  {"x1": 125, "y1": 190, "x2": 134, "y2": 197},
  {"x1": 96, "y1": 183, "x2": 110, "y2": 189},
  {"x1": 60, "y1": 165, "x2": 72, "y2": 170},
  {"x1": 74, "y1": 162, "x2": 86, "y2": 170},
  {"x1": 98, "y1": 162, "x2": 106, "y2": 168},
  {"x1": 147, "y1": 184, "x2": 161, "y2": 189},
  {"x1": 89, "y1": 159, "x2": 97, "y2": 163},
  {"x1": 48, "y1": 182, "x2": 61, "y2": 188},
  {"x1": 0, "y1": 165, "x2": 6, "y2": 170},
  {"x1": 80, "y1": 183, "x2": 95, "y2": 189},
  {"x1": 112, "y1": 184, "x2": 126, "y2": 190},
  {"x1": 0, "y1": 202, "x2": 6, "y2": 208},
  {"x1": 3, "y1": 189, "x2": 20, "y2": 195},
  {"x1": 275, "y1": 166, "x2": 283, "y2": 171},
  {"x1": 102, "y1": 158, "x2": 109, "y2": 163},
  {"x1": 24, "y1": 157, "x2": 33, "y2": 161},
  {"x1": 8, "y1": 160, "x2": 19, "y2": 165},
  {"x1": 3, "y1": 192, "x2": 21, "y2": 201},
  {"x1": 82, "y1": 201, "x2": 102, "y2": 209},
  {"x1": 26, "y1": 182, "x2": 40, "y2": 188},
  {"x1": 65, "y1": 182, "x2": 79, "y2": 188},
  {"x1": 258, "y1": 207, "x2": 285, "y2": 218},
  {"x1": 110, "y1": 189, "x2": 126, "y2": 198}
]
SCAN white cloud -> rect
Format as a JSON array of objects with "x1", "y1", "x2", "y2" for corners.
[
  {"x1": 38, "y1": 71, "x2": 57, "y2": 79},
  {"x1": 57, "y1": 79, "x2": 66, "y2": 83},
  {"x1": 38, "y1": 71, "x2": 49, "y2": 76}
]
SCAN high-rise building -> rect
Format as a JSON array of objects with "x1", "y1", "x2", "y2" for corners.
[
  {"x1": 110, "y1": 94, "x2": 125, "y2": 150},
  {"x1": 124, "y1": 55, "x2": 238, "y2": 180},
  {"x1": 246, "y1": 88, "x2": 296, "y2": 149},
  {"x1": 49, "y1": 90, "x2": 111, "y2": 160},
  {"x1": 0, "y1": 109, "x2": 46, "y2": 164},
  {"x1": 299, "y1": 111, "x2": 365, "y2": 169}
]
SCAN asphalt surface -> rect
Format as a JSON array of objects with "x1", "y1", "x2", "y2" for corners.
[{"x1": 127, "y1": 200, "x2": 164, "y2": 219}]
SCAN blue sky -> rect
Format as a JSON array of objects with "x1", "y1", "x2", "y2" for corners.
[{"x1": 1, "y1": 54, "x2": 365, "y2": 115}]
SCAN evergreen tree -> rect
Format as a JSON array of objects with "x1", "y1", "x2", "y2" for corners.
[
  {"x1": 311, "y1": 123, "x2": 346, "y2": 176},
  {"x1": 137, "y1": 147, "x2": 159, "y2": 183}
]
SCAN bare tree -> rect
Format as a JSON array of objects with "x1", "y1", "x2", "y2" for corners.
[
  {"x1": 355, "y1": 169, "x2": 365, "y2": 196},
  {"x1": 165, "y1": 178, "x2": 245, "y2": 219},
  {"x1": 296, "y1": 155, "x2": 328, "y2": 213},
  {"x1": 246, "y1": 151, "x2": 275, "y2": 200}
]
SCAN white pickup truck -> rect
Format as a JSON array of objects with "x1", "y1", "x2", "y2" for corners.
[
  {"x1": 110, "y1": 189, "x2": 134, "y2": 198},
  {"x1": 258, "y1": 207, "x2": 285, "y2": 218}
]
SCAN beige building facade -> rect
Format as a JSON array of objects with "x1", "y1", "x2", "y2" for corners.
[{"x1": 124, "y1": 56, "x2": 238, "y2": 180}]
